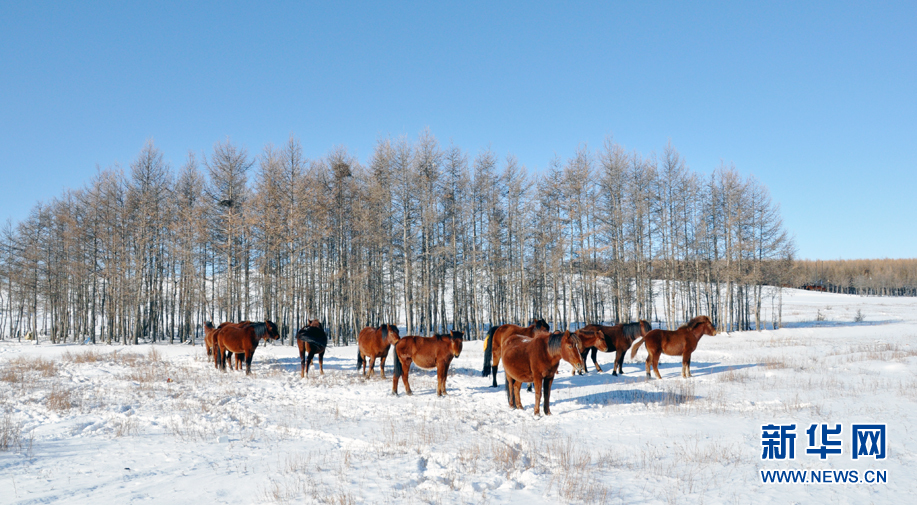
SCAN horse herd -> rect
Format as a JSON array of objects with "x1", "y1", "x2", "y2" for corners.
[{"x1": 202, "y1": 315, "x2": 718, "y2": 416}]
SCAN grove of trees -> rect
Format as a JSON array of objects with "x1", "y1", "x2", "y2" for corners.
[{"x1": 0, "y1": 131, "x2": 799, "y2": 345}]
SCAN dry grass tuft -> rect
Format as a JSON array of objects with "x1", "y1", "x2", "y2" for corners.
[
  {"x1": 0, "y1": 410, "x2": 22, "y2": 452},
  {"x1": 46, "y1": 383, "x2": 73, "y2": 413},
  {"x1": 717, "y1": 368, "x2": 750, "y2": 383},
  {"x1": 62, "y1": 348, "x2": 106, "y2": 363}
]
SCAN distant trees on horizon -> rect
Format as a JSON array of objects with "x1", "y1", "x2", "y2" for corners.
[{"x1": 1, "y1": 131, "x2": 813, "y2": 345}]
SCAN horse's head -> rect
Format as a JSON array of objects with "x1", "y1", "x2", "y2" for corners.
[
  {"x1": 382, "y1": 324, "x2": 401, "y2": 345},
  {"x1": 532, "y1": 318, "x2": 551, "y2": 336},
  {"x1": 204, "y1": 321, "x2": 214, "y2": 331},
  {"x1": 698, "y1": 316, "x2": 716, "y2": 336},
  {"x1": 308, "y1": 319, "x2": 323, "y2": 329},
  {"x1": 578, "y1": 329, "x2": 608, "y2": 352},
  {"x1": 449, "y1": 330, "x2": 464, "y2": 357},
  {"x1": 264, "y1": 320, "x2": 281, "y2": 340},
  {"x1": 686, "y1": 316, "x2": 716, "y2": 337},
  {"x1": 560, "y1": 330, "x2": 585, "y2": 373}
]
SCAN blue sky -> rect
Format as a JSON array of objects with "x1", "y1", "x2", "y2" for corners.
[{"x1": 1, "y1": 1, "x2": 914, "y2": 259}]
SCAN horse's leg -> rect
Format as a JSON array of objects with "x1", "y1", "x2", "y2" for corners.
[
  {"x1": 307, "y1": 352, "x2": 314, "y2": 377},
  {"x1": 532, "y1": 375, "x2": 543, "y2": 416},
  {"x1": 403, "y1": 359, "x2": 413, "y2": 396},
  {"x1": 592, "y1": 347, "x2": 603, "y2": 373},
  {"x1": 491, "y1": 358, "x2": 500, "y2": 388},
  {"x1": 318, "y1": 350, "x2": 324, "y2": 375},
  {"x1": 513, "y1": 380, "x2": 524, "y2": 410},
  {"x1": 543, "y1": 376, "x2": 555, "y2": 415},
  {"x1": 579, "y1": 349, "x2": 589, "y2": 374},
  {"x1": 683, "y1": 351, "x2": 692, "y2": 378},
  {"x1": 380, "y1": 355, "x2": 387, "y2": 380},
  {"x1": 613, "y1": 348, "x2": 624, "y2": 376},
  {"x1": 652, "y1": 352, "x2": 662, "y2": 380},
  {"x1": 436, "y1": 361, "x2": 446, "y2": 396},
  {"x1": 245, "y1": 351, "x2": 253, "y2": 375},
  {"x1": 300, "y1": 347, "x2": 306, "y2": 378},
  {"x1": 645, "y1": 354, "x2": 652, "y2": 379},
  {"x1": 391, "y1": 359, "x2": 401, "y2": 395}
]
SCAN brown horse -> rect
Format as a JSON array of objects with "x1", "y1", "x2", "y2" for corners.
[
  {"x1": 357, "y1": 324, "x2": 400, "y2": 379},
  {"x1": 207, "y1": 321, "x2": 248, "y2": 370},
  {"x1": 204, "y1": 321, "x2": 218, "y2": 357},
  {"x1": 579, "y1": 320, "x2": 652, "y2": 375},
  {"x1": 214, "y1": 321, "x2": 280, "y2": 375},
  {"x1": 392, "y1": 330, "x2": 464, "y2": 396},
  {"x1": 296, "y1": 319, "x2": 327, "y2": 377},
  {"x1": 502, "y1": 330, "x2": 584, "y2": 416},
  {"x1": 482, "y1": 319, "x2": 551, "y2": 388},
  {"x1": 570, "y1": 328, "x2": 608, "y2": 375},
  {"x1": 630, "y1": 315, "x2": 716, "y2": 379}
]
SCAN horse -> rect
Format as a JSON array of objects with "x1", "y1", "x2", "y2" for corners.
[
  {"x1": 214, "y1": 321, "x2": 280, "y2": 375},
  {"x1": 502, "y1": 330, "x2": 584, "y2": 416},
  {"x1": 296, "y1": 319, "x2": 327, "y2": 377},
  {"x1": 630, "y1": 315, "x2": 716, "y2": 379},
  {"x1": 392, "y1": 330, "x2": 464, "y2": 396},
  {"x1": 357, "y1": 324, "x2": 400, "y2": 379},
  {"x1": 204, "y1": 321, "x2": 218, "y2": 357},
  {"x1": 207, "y1": 321, "x2": 248, "y2": 370},
  {"x1": 570, "y1": 328, "x2": 608, "y2": 375},
  {"x1": 482, "y1": 319, "x2": 551, "y2": 388},
  {"x1": 579, "y1": 320, "x2": 652, "y2": 375}
]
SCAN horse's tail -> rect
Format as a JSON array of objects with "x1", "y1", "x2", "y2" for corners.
[
  {"x1": 505, "y1": 375, "x2": 511, "y2": 404},
  {"x1": 393, "y1": 348, "x2": 403, "y2": 379},
  {"x1": 630, "y1": 337, "x2": 645, "y2": 359},
  {"x1": 482, "y1": 326, "x2": 497, "y2": 377},
  {"x1": 356, "y1": 349, "x2": 363, "y2": 370}
]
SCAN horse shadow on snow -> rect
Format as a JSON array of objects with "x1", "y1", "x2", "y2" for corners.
[{"x1": 554, "y1": 361, "x2": 759, "y2": 407}]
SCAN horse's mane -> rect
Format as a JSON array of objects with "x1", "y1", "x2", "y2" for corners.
[
  {"x1": 547, "y1": 332, "x2": 563, "y2": 355},
  {"x1": 622, "y1": 322, "x2": 645, "y2": 338},
  {"x1": 679, "y1": 316, "x2": 710, "y2": 331},
  {"x1": 547, "y1": 331, "x2": 580, "y2": 356},
  {"x1": 242, "y1": 322, "x2": 267, "y2": 338},
  {"x1": 297, "y1": 325, "x2": 328, "y2": 346}
]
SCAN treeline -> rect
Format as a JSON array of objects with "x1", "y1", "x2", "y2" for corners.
[
  {"x1": 793, "y1": 259, "x2": 917, "y2": 296},
  {"x1": 0, "y1": 131, "x2": 795, "y2": 345}
]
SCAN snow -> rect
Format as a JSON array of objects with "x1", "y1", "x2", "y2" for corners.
[{"x1": 1, "y1": 288, "x2": 914, "y2": 504}]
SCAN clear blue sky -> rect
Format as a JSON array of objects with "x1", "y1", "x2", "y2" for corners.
[{"x1": 1, "y1": 1, "x2": 914, "y2": 260}]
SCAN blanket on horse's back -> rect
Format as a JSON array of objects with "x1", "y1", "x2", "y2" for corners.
[{"x1": 296, "y1": 326, "x2": 327, "y2": 347}]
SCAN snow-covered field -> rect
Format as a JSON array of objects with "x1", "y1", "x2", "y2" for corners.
[{"x1": 1, "y1": 289, "x2": 914, "y2": 504}]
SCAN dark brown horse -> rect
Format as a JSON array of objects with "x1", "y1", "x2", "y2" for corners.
[
  {"x1": 357, "y1": 324, "x2": 400, "y2": 379},
  {"x1": 630, "y1": 315, "x2": 716, "y2": 379},
  {"x1": 502, "y1": 330, "x2": 584, "y2": 416},
  {"x1": 570, "y1": 328, "x2": 608, "y2": 375},
  {"x1": 392, "y1": 330, "x2": 464, "y2": 396},
  {"x1": 296, "y1": 319, "x2": 327, "y2": 377},
  {"x1": 214, "y1": 321, "x2": 280, "y2": 375},
  {"x1": 482, "y1": 319, "x2": 551, "y2": 388},
  {"x1": 579, "y1": 320, "x2": 652, "y2": 375}
]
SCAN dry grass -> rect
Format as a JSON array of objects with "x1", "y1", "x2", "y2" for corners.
[
  {"x1": 0, "y1": 409, "x2": 22, "y2": 452},
  {"x1": 62, "y1": 348, "x2": 106, "y2": 363},
  {"x1": 717, "y1": 368, "x2": 750, "y2": 383},
  {"x1": 46, "y1": 383, "x2": 73, "y2": 413},
  {"x1": 1, "y1": 356, "x2": 57, "y2": 383}
]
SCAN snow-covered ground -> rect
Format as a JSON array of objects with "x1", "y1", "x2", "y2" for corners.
[{"x1": 1, "y1": 288, "x2": 914, "y2": 504}]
